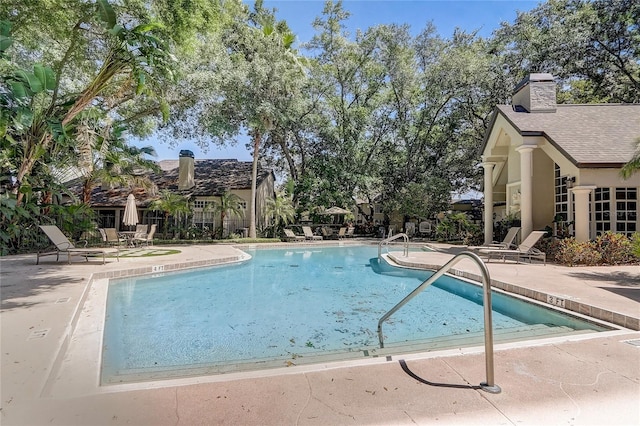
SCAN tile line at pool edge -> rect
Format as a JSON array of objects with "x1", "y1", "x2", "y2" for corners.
[{"x1": 386, "y1": 253, "x2": 639, "y2": 331}]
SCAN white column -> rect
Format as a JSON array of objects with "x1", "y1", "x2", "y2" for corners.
[
  {"x1": 516, "y1": 146, "x2": 536, "y2": 239},
  {"x1": 571, "y1": 186, "x2": 596, "y2": 242},
  {"x1": 481, "y1": 162, "x2": 496, "y2": 245}
]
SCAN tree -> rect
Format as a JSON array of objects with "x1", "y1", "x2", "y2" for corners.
[
  {"x1": 264, "y1": 192, "x2": 296, "y2": 237},
  {"x1": 621, "y1": 137, "x2": 640, "y2": 179},
  {"x1": 148, "y1": 190, "x2": 190, "y2": 238},
  {"x1": 189, "y1": 1, "x2": 305, "y2": 238},
  {"x1": 493, "y1": 0, "x2": 640, "y2": 103},
  {"x1": 301, "y1": 1, "x2": 389, "y2": 213},
  {"x1": 209, "y1": 191, "x2": 244, "y2": 239},
  {"x1": 68, "y1": 123, "x2": 161, "y2": 203},
  {"x1": 1, "y1": 0, "x2": 176, "y2": 206}
]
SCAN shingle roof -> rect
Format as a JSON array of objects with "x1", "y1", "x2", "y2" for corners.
[
  {"x1": 155, "y1": 159, "x2": 271, "y2": 196},
  {"x1": 67, "y1": 159, "x2": 273, "y2": 207},
  {"x1": 490, "y1": 104, "x2": 640, "y2": 167}
]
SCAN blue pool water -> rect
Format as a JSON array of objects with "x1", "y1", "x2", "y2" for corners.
[{"x1": 102, "y1": 246, "x2": 604, "y2": 383}]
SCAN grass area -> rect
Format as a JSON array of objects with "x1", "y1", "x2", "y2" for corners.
[
  {"x1": 116, "y1": 248, "x2": 182, "y2": 258},
  {"x1": 152, "y1": 238, "x2": 281, "y2": 245}
]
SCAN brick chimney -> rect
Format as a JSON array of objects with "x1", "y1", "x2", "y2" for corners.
[
  {"x1": 178, "y1": 150, "x2": 195, "y2": 190},
  {"x1": 512, "y1": 73, "x2": 556, "y2": 113}
]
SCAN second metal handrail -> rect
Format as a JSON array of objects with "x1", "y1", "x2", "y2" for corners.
[
  {"x1": 378, "y1": 233, "x2": 409, "y2": 258},
  {"x1": 377, "y1": 251, "x2": 501, "y2": 393}
]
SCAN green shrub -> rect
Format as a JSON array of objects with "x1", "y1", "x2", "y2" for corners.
[
  {"x1": 594, "y1": 232, "x2": 634, "y2": 265},
  {"x1": 538, "y1": 236, "x2": 561, "y2": 262},
  {"x1": 555, "y1": 238, "x2": 601, "y2": 266},
  {"x1": 632, "y1": 232, "x2": 640, "y2": 258}
]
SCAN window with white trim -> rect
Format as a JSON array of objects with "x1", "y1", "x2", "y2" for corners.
[
  {"x1": 615, "y1": 187, "x2": 637, "y2": 236},
  {"x1": 554, "y1": 164, "x2": 569, "y2": 222},
  {"x1": 192, "y1": 199, "x2": 214, "y2": 224},
  {"x1": 593, "y1": 188, "x2": 611, "y2": 236}
]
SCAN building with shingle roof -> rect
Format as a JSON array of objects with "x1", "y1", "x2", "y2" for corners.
[
  {"x1": 481, "y1": 73, "x2": 639, "y2": 244},
  {"x1": 69, "y1": 151, "x2": 275, "y2": 237}
]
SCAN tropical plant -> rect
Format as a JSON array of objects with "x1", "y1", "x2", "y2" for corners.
[
  {"x1": 1, "y1": 0, "x2": 176, "y2": 207},
  {"x1": 620, "y1": 137, "x2": 640, "y2": 179},
  {"x1": 208, "y1": 191, "x2": 245, "y2": 239},
  {"x1": 631, "y1": 232, "x2": 640, "y2": 258},
  {"x1": 69, "y1": 124, "x2": 161, "y2": 203},
  {"x1": 264, "y1": 192, "x2": 296, "y2": 238},
  {"x1": 0, "y1": 193, "x2": 43, "y2": 255},
  {"x1": 435, "y1": 212, "x2": 477, "y2": 242},
  {"x1": 148, "y1": 190, "x2": 191, "y2": 238},
  {"x1": 47, "y1": 203, "x2": 97, "y2": 242}
]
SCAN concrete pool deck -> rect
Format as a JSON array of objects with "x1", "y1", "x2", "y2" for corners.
[{"x1": 1, "y1": 241, "x2": 638, "y2": 425}]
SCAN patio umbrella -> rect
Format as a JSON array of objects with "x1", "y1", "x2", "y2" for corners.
[
  {"x1": 324, "y1": 206, "x2": 350, "y2": 215},
  {"x1": 324, "y1": 206, "x2": 350, "y2": 224},
  {"x1": 122, "y1": 194, "x2": 139, "y2": 227}
]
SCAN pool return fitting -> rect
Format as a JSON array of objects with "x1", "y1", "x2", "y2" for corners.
[{"x1": 377, "y1": 249, "x2": 502, "y2": 394}]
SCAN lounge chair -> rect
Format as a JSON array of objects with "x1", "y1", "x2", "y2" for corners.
[
  {"x1": 283, "y1": 228, "x2": 304, "y2": 242},
  {"x1": 473, "y1": 227, "x2": 520, "y2": 250},
  {"x1": 133, "y1": 224, "x2": 156, "y2": 247},
  {"x1": 134, "y1": 224, "x2": 148, "y2": 239},
  {"x1": 321, "y1": 227, "x2": 339, "y2": 240},
  {"x1": 418, "y1": 221, "x2": 433, "y2": 238},
  {"x1": 337, "y1": 227, "x2": 347, "y2": 238},
  {"x1": 103, "y1": 228, "x2": 126, "y2": 247},
  {"x1": 302, "y1": 226, "x2": 322, "y2": 240},
  {"x1": 37, "y1": 225, "x2": 119, "y2": 264},
  {"x1": 479, "y1": 230, "x2": 547, "y2": 264},
  {"x1": 345, "y1": 227, "x2": 355, "y2": 237}
]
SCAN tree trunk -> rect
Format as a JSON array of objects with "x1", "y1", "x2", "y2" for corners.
[{"x1": 249, "y1": 131, "x2": 261, "y2": 239}]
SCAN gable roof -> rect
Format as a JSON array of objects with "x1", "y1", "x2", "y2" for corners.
[
  {"x1": 68, "y1": 159, "x2": 273, "y2": 207},
  {"x1": 484, "y1": 103, "x2": 640, "y2": 167}
]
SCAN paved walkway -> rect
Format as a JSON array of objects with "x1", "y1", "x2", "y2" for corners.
[{"x1": 1, "y1": 242, "x2": 639, "y2": 425}]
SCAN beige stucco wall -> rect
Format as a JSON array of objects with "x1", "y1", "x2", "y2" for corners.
[
  {"x1": 532, "y1": 149, "x2": 555, "y2": 230},
  {"x1": 579, "y1": 169, "x2": 640, "y2": 188},
  {"x1": 190, "y1": 174, "x2": 275, "y2": 234},
  {"x1": 484, "y1": 110, "x2": 639, "y2": 241}
]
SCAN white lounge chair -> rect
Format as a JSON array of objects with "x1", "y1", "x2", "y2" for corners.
[
  {"x1": 474, "y1": 227, "x2": 520, "y2": 250},
  {"x1": 283, "y1": 228, "x2": 304, "y2": 242},
  {"x1": 418, "y1": 221, "x2": 433, "y2": 238},
  {"x1": 302, "y1": 226, "x2": 322, "y2": 240},
  {"x1": 337, "y1": 227, "x2": 347, "y2": 238},
  {"x1": 134, "y1": 224, "x2": 148, "y2": 239},
  {"x1": 133, "y1": 224, "x2": 156, "y2": 246},
  {"x1": 479, "y1": 230, "x2": 547, "y2": 264},
  {"x1": 37, "y1": 225, "x2": 119, "y2": 264}
]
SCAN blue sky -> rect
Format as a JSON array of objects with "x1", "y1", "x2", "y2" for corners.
[{"x1": 138, "y1": 0, "x2": 540, "y2": 161}]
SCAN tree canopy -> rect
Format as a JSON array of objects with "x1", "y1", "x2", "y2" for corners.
[{"x1": 1, "y1": 0, "x2": 638, "y2": 250}]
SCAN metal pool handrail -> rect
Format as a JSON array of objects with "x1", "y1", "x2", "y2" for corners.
[
  {"x1": 377, "y1": 251, "x2": 501, "y2": 394},
  {"x1": 378, "y1": 233, "x2": 409, "y2": 258}
]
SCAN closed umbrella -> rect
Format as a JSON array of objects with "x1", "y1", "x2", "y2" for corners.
[{"x1": 122, "y1": 194, "x2": 139, "y2": 227}]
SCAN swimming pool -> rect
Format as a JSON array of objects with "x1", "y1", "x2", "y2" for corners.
[{"x1": 102, "y1": 246, "x2": 606, "y2": 384}]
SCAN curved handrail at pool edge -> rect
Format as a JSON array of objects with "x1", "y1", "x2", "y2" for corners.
[
  {"x1": 377, "y1": 251, "x2": 501, "y2": 394},
  {"x1": 378, "y1": 233, "x2": 409, "y2": 258}
]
